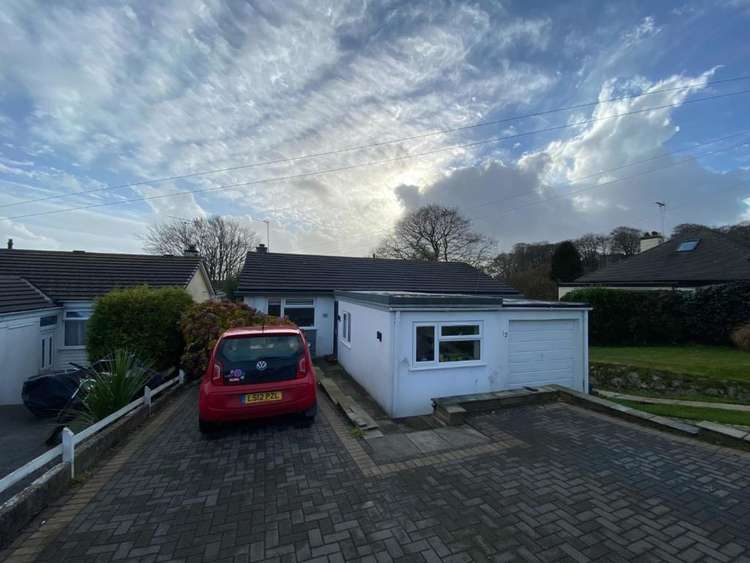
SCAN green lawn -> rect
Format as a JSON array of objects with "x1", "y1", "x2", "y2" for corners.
[
  {"x1": 616, "y1": 400, "x2": 750, "y2": 427},
  {"x1": 590, "y1": 345, "x2": 750, "y2": 382}
]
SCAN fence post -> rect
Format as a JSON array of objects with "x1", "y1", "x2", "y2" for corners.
[
  {"x1": 61, "y1": 427, "x2": 75, "y2": 479},
  {"x1": 144, "y1": 385, "x2": 152, "y2": 414},
  {"x1": 178, "y1": 369, "x2": 185, "y2": 385}
]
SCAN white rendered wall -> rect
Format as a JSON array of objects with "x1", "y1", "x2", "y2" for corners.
[
  {"x1": 335, "y1": 299, "x2": 393, "y2": 414},
  {"x1": 0, "y1": 309, "x2": 60, "y2": 405},
  {"x1": 393, "y1": 308, "x2": 589, "y2": 417}
]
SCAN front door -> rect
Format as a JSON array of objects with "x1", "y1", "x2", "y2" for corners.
[{"x1": 40, "y1": 331, "x2": 54, "y2": 372}]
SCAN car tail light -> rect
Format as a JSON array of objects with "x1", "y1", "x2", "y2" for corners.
[
  {"x1": 296, "y1": 356, "x2": 308, "y2": 379},
  {"x1": 212, "y1": 362, "x2": 223, "y2": 384}
]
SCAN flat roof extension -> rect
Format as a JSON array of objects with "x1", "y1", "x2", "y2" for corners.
[{"x1": 335, "y1": 290, "x2": 589, "y2": 310}]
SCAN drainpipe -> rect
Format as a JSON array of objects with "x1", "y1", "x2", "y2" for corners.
[{"x1": 391, "y1": 310, "x2": 400, "y2": 417}]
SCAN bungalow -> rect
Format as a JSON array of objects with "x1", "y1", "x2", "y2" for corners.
[
  {"x1": 237, "y1": 244, "x2": 520, "y2": 357},
  {"x1": 559, "y1": 228, "x2": 750, "y2": 297},
  {"x1": 0, "y1": 245, "x2": 213, "y2": 405},
  {"x1": 238, "y1": 246, "x2": 590, "y2": 417}
]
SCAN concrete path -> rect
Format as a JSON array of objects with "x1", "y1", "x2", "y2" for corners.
[
  {"x1": 3, "y1": 387, "x2": 750, "y2": 562},
  {"x1": 597, "y1": 389, "x2": 750, "y2": 412}
]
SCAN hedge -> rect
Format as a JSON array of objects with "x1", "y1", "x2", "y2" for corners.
[
  {"x1": 562, "y1": 283, "x2": 750, "y2": 346},
  {"x1": 87, "y1": 286, "x2": 194, "y2": 370},
  {"x1": 180, "y1": 301, "x2": 292, "y2": 378}
]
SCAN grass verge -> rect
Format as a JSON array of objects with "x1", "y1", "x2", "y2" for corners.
[
  {"x1": 615, "y1": 399, "x2": 750, "y2": 427},
  {"x1": 590, "y1": 345, "x2": 750, "y2": 382}
]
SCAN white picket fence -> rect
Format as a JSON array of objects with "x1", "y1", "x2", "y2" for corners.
[{"x1": 0, "y1": 371, "x2": 185, "y2": 495}]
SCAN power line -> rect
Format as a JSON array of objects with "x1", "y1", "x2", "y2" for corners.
[
  {"x1": 2, "y1": 74, "x2": 749, "y2": 211},
  {"x1": 5, "y1": 88, "x2": 750, "y2": 222}
]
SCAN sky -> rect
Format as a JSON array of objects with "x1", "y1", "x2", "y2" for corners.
[{"x1": 0, "y1": 0, "x2": 749, "y2": 256}]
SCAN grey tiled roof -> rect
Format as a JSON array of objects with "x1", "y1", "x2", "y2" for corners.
[
  {"x1": 0, "y1": 249, "x2": 203, "y2": 301},
  {"x1": 574, "y1": 229, "x2": 750, "y2": 285},
  {"x1": 0, "y1": 275, "x2": 55, "y2": 314},
  {"x1": 238, "y1": 252, "x2": 518, "y2": 295}
]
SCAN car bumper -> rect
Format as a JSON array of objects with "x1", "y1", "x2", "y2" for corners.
[{"x1": 199, "y1": 379, "x2": 316, "y2": 422}]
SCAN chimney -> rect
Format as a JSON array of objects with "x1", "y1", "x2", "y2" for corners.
[
  {"x1": 256, "y1": 243, "x2": 268, "y2": 254},
  {"x1": 6, "y1": 238, "x2": 13, "y2": 250},
  {"x1": 639, "y1": 232, "x2": 664, "y2": 253},
  {"x1": 183, "y1": 244, "x2": 199, "y2": 256}
]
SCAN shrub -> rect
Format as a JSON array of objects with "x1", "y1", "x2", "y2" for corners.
[
  {"x1": 180, "y1": 301, "x2": 291, "y2": 378},
  {"x1": 87, "y1": 286, "x2": 194, "y2": 370},
  {"x1": 562, "y1": 288, "x2": 685, "y2": 345},
  {"x1": 563, "y1": 283, "x2": 750, "y2": 346},
  {"x1": 730, "y1": 323, "x2": 750, "y2": 352},
  {"x1": 683, "y1": 283, "x2": 750, "y2": 345},
  {"x1": 81, "y1": 349, "x2": 153, "y2": 423}
]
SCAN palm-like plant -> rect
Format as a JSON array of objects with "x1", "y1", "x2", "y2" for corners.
[{"x1": 81, "y1": 349, "x2": 153, "y2": 423}]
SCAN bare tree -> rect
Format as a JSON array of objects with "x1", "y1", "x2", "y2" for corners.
[
  {"x1": 610, "y1": 226, "x2": 642, "y2": 256},
  {"x1": 373, "y1": 205, "x2": 495, "y2": 266},
  {"x1": 143, "y1": 216, "x2": 258, "y2": 281}
]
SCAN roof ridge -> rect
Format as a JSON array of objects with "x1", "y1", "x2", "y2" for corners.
[
  {"x1": 0, "y1": 248, "x2": 201, "y2": 259},
  {"x1": 245, "y1": 250, "x2": 480, "y2": 268}
]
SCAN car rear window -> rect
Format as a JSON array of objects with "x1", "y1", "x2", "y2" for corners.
[{"x1": 217, "y1": 335, "x2": 303, "y2": 384}]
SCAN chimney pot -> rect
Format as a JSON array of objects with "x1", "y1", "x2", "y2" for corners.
[
  {"x1": 6, "y1": 238, "x2": 13, "y2": 250},
  {"x1": 256, "y1": 243, "x2": 268, "y2": 254}
]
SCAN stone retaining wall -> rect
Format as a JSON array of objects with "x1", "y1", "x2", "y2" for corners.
[{"x1": 591, "y1": 362, "x2": 750, "y2": 402}]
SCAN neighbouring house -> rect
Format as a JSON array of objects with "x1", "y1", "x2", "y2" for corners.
[
  {"x1": 558, "y1": 229, "x2": 750, "y2": 298},
  {"x1": 335, "y1": 291, "x2": 590, "y2": 417},
  {"x1": 0, "y1": 245, "x2": 213, "y2": 405},
  {"x1": 238, "y1": 246, "x2": 590, "y2": 417}
]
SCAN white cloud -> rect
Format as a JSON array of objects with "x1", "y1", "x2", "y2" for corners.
[{"x1": 399, "y1": 71, "x2": 750, "y2": 248}]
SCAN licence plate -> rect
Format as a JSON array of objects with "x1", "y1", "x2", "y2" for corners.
[{"x1": 243, "y1": 391, "x2": 283, "y2": 404}]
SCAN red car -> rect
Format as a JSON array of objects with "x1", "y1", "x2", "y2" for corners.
[{"x1": 198, "y1": 325, "x2": 317, "y2": 433}]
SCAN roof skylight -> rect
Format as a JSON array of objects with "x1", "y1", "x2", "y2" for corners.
[{"x1": 676, "y1": 239, "x2": 700, "y2": 252}]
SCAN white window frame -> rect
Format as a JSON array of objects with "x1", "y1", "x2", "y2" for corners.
[
  {"x1": 340, "y1": 311, "x2": 351, "y2": 346},
  {"x1": 63, "y1": 309, "x2": 91, "y2": 349},
  {"x1": 267, "y1": 298, "x2": 316, "y2": 329},
  {"x1": 412, "y1": 321, "x2": 484, "y2": 369}
]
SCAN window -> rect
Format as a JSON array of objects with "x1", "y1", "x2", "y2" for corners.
[
  {"x1": 415, "y1": 325, "x2": 435, "y2": 362},
  {"x1": 267, "y1": 299, "x2": 281, "y2": 317},
  {"x1": 64, "y1": 310, "x2": 90, "y2": 347},
  {"x1": 677, "y1": 239, "x2": 700, "y2": 252},
  {"x1": 281, "y1": 298, "x2": 315, "y2": 328},
  {"x1": 414, "y1": 322, "x2": 482, "y2": 366},
  {"x1": 40, "y1": 315, "x2": 58, "y2": 327},
  {"x1": 341, "y1": 312, "x2": 351, "y2": 343}
]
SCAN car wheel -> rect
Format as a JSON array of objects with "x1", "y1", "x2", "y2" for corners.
[
  {"x1": 300, "y1": 402, "x2": 317, "y2": 427},
  {"x1": 199, "y1": 418, "x2": 219, "y2": 434}
]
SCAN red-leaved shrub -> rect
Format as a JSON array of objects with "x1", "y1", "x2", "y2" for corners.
[{"x1": 180, "y1": 301, "x2": 292, "y2": 377}]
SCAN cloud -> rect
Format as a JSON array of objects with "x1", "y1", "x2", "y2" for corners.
[
  {"x1": 396, "y1": 71, "x2": 750, "y2": 249},
  {"x1": 0, "y1": 2, "x2": 746, "y2": 256}
]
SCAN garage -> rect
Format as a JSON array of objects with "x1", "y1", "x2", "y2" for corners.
[
  {"x1": 508, "y1": 319, "x2": 579, "y2": 389},
  {"x1": 335, "y1": 290, "x2": 590, "y2": 417}
]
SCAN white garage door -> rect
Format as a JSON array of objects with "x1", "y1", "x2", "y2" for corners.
[{"x1": 508, "y1": 319, "x2": 580, "y2": 390}]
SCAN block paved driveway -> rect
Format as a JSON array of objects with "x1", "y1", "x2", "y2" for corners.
[{"x1": 7, "y1": 386, "x2": 750, "y2": 563}]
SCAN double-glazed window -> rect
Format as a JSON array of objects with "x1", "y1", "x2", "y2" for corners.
[
  {"x1": 414, "y1": 322, "x2": 482, "y2": 366},
  {"x1": 341, "y1": 311, "x2": 351, "y2": 344},
  {"x1": 267, "y1": 298, "x2": 315, "y2": 328},
  {"x1": 64, "y1": 310, "x2": 90, "y2": 347}
]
